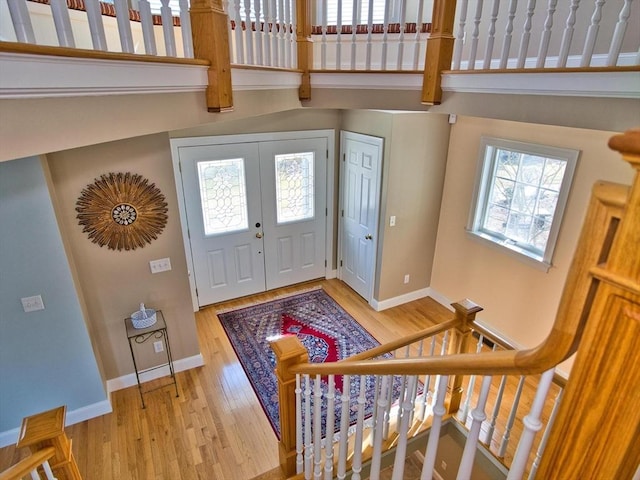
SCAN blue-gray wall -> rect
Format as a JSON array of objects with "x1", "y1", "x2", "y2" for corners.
[{"x1": 0, "y1": 156, "x2": 106, "y2": 432}]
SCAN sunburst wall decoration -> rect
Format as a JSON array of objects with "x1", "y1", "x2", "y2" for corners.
[{"x1": 76, "y1": 172, "x2": 168, "y2": 251}]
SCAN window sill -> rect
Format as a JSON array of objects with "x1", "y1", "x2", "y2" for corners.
[{"x1": 465, "y1": 230, "x2": 552, "y2": 273}]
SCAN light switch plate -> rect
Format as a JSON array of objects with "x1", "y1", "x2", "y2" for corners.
[
  {"x1": 21, "y1": 295, "x2": 45, "y2": 312},
  {"x1": 150, "y1": 257, "x2": 172, "y2": 274}
]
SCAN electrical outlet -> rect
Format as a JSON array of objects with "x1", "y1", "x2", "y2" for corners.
[
  {"x1": 153, "y1": 341, "x2": 164, "y2": 353},
  {"x1": 150, "y1": 257, "x2": 172, "y2": 274},
  {"x1": 389, "y1": 215, "x2": 396, "y2": 227},
  {"x1": 404, "y1": 274, "x2": 410, "y2": 284},
  {"x1": 21, "y1": 295, "x2": 45, "y2": 312}
]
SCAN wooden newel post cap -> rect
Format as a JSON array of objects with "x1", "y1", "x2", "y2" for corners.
[
  {"x1": 17, "y1": 405, "x2": 66, "y2": 448},
  {"x1": 451, "y1": 299, "x2": 483, "y2": 319},
  {"x1": 271, "y1": 336, "x2": 309, "y2": 380}
]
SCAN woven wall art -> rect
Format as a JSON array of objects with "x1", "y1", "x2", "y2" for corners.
[{"x1": 76, "y1": 172, "x2": 168, "y2": 251}]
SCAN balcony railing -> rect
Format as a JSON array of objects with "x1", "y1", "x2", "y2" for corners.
[{"x1": 1, "y1": 0, "x2": 638, "y2": 108}]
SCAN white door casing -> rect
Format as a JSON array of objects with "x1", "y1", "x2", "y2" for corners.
[{"x1": 339, "y1": 131, "x2": 383, "y2": 303}]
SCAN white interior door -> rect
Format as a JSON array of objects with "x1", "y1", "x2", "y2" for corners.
[
  {"x1": 339, "y1": 131, "x2": 383, "y2": 302},
  {"x1": 179, "y1": 143, "x2": 266, "y2": 306},
  {"x1": 259, "y1": 138, "x2": 327, "y2": 290}
]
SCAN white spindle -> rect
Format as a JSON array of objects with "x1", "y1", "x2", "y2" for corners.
[
  {"x1": 420, "y1": 375, "x2": 449, "y2": 480},
  {"x1": 396, "y1": 0, "x2": 408, "y2": 70},
  {"x1": 391, "y1": 375, "x2": 417, "y2": 480},
  {"x1": 269, "y1": 0, "x2": 278, "y2": 66},
  {"x1": 396, "y1": 347, "x2": 411, "y2": 430},
  {"x1": 370, "y1": 375, "x2": 390, "y2": 478},
  {"x1": 452, "y1": 0, "x2": 469, "y2": 69},
  {"x1": 320, "y1": 0, "x2": 328, "y2": 69},
  {"x1": 313, "y1": 375, "x2": 322, "y2": 480},
  {"x1": 277, "y1": 0, "x2": 286, "y2": 67},
  {"x1": 607, "y1": 0, "x2": 632, "y2": 66},
  {"x1": 254, "y1": 0, "x2": 263, "y2": 65},
  {"x1": 351, "y1": 377, "x2": 367, "y2": 480},
  {"x1": 114, "y1": 0, "x2": 135, "y2": 53},
  {"x1": 138, "y1": 0, "x2": 158, "y2": 55},
  {"x1": 284, "y1": 0, "x2": 293, "y2": 68},
  {"x1": 459, "y1": 334, "x2": 483, "y2": 424},
  {"x1": 412, "y1": 0, "x2": 425, "y2": 69},
  {"x1": 468, "y1": 0, "x2": 484, "y2": 70},
  {"x1": 419, "y1": 337, "x2": 437, "y2": 420},
  {"x1": 304, "y1": 374, "x2": 312, "y2": 479},
  {"x1": 324, "y1": 375, "x2": 335, "y2": 480},
  {"x1": 499, "y1": 0, "x2": 517, "y2": 69},
  {"x1": 507, "y1": 369, "x2": 556, "y2": 480},
  {"x1": 336, "y1": 0, "x2": 343, "y2": 69},
  {"x1": 42, "y1": 460, "x2": 55, "y2": 479},
  {"x1": 456, "y1": 375, "x2": 493, "y2": 480},
  {"x1": 243, "y1": 0, "x2": 254, "y2": 64},
  {"x1": 179, "y1": 0, "x2": 193, "y2": 57},
  {"x1": 536, "y1": 0, "x2": 558, "y2": 67},
  {"x1": 581, "y1": 0, "x2": 606, "y2": 67},
  {"x1": 231, "y1": 0, "x2": 244, "y2": 64},
  {"x1": 498, "y1": 375, "x2": 525, "y2": 457},
  {"x1": 528, "y1": 388, "x2": 563, "y2": 480},
  {"x1": 262, "y1": 0, "x2": 272, "y2": 66},
  {"x1": 557, "y1": 0, "x2": 581, "y2": 67},
  {"x1": 84, "y1": 0, "x2": 108, "y2": 51},
  {"x1": 485, "y1": 374, "x2": 507, "y2": 443},
  {"x1": 365, "y1": 0, "x2": 374, "y2": 69},
  {"x1": 6, "y1": 0, "x2": 36, "y2": 43},
  {"x1": 517, "y1": 0, "x2": 537, "y2": 69},
  {"x1": 336, "y1": 375, "x2": 350, "y2": 480},
  {"x1": 633, "y1": 463, "x2": 640, "y2": 480},
  {"x1": 50, "y1": 0, "x2": 75, "y2": 47},
  {"x1": 382, "y1": 374, "x2": 394, "y2": 440},
  {"x1": 350, "y1": 0, "x2": 357, "y2": 69},
  {"x1": 160, "y1": 0, "x2": 177, "y2": 56},
  {"x1": 483, "y1": 0, "x2": 500, "y2": 69},
  {"x1": 295, "y1": 374, "x2": 304, "y2": 474},
  {"x1": 380, "y1": 0, "x2": 392, "y2": 70}
]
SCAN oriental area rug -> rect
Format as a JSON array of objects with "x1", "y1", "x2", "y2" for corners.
[{"x1": 217, "y1": 287, "x2": 401, "y2": 439}]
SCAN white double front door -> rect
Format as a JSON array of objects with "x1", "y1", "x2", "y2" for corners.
[{"x1": 178, "y1": 136, "x2": 327, "y2": 307}]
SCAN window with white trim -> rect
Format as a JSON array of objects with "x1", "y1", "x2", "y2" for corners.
[
  {"x1": 467, "y1": 137, "x2": 579, "y2": 270},
  {"x1": 319, "y1": 0, "x2": 401, "y2": 25}
]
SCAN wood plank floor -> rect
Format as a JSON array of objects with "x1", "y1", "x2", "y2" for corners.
[{"x1": 0, "y1": 279, "x2": 455, "y2": 479}]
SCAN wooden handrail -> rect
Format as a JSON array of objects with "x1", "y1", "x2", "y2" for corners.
[{"x1": 0, "y1": 447, "x2": 55, "y2": 480}]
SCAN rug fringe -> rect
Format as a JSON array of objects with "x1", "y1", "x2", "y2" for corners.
[{"x1": 214, "y1": 285, "x2": 324, "y2": 315}]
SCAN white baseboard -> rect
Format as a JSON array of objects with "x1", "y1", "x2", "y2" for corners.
[
  {"x1": 0, "y1": 399, "x2": 113, "y2": 448},
  {"x1": 423, "y1": 287, "x2": 455, "y2": 312},
  {"x1": 371, "y1": 287, "x2": 431, "y2": 311},
  {"x1": 106, "y1": 353, "x2": 204, "y2": 393},
  {"x1": 325, "y1": 269, "x2": 338, "y2": 280}
]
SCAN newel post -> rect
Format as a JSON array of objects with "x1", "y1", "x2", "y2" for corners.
[
  {"x1": 447, "y1": 299, "x2": 483, "y2": 413},
  {"x1": 189, "y1": 0, "x2": 233, "y2": 112},
  {"x1": 421, "y1": 0, "x2": 457, "y2": 105},
  {"x1": 271, "y1": 336, "x2": 309, "y2": 477},
  {"x1": 296, "y1": 0, "x2": 313, "y2": 100}
]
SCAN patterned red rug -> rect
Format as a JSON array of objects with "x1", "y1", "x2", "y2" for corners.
[{"x1": 217, "y1": 288, "x2": 397, "y2": 439}]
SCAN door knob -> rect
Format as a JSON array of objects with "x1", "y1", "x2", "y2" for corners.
[
  {"x1": 256, "y1": 232, "x2": 263, "y2": 239},
  {"x1": 365, "y1": 234, "x2": 373, "y2": 240}
]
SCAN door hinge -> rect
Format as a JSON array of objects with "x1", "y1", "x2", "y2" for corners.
[
  {"x1": 342, "y1": 153, "x2": 345, "y2": 161},
  {"x1": 195, "y1": 288, "x2": 198, "y2": 297},
  {"x1": 341, "y1": 209, "x2": 344, "y2": 217},
  {"x1": 187, "y1": 229, "x2": 190, "y2": 239},
  {"x1": 325, "y1": 260, "x2": 327, "y2": 267},
  {"x1": 178, "y1": 161, "x2": 182, "y2": 173},
  {"x1": 327, "y1": 149, "x2": 329, "y2": 159},
  {"x1": 340, "y1": 260, "x2": 343, "y2": 267},
  {"x1": 325, "y1": 207, "x2": 328, "y2": 216}
]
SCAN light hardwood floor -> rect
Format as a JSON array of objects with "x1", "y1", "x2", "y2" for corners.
[{"x1": 0, "y1": 279, "x2": 455, "y2": 479}]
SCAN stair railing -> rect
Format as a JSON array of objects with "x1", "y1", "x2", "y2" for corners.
[{"x1": 0, "y1": 446, "x2": 56, "y2": 480}]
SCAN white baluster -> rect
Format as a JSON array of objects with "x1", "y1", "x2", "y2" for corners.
[
  {"x1": 349, "y1": 0, "x2": 357, "y2": 69},
  {"x1": 336, "y1": 0, "x2": 343, "y2": 69},
  {"x1": 380, "y1": 0, "x2": 393, "y2": 70},
  {"x1": 243, "y1": 0, "x2": 255, "y2": 64},
  {"x1": 254, "y1": 0, "x2": 263, "y2": 65},
  {"x1": 84, "y1": 0, "x2": 108, "y2": 51},
  {"x1": 396, "y1": 0, "x2": 408, "y2": 70},
  {"x1": 482, "y1": 0, "x2": 500, "y2": 69},
  {"x1": 41, "y1": 460, "x2": 56, "y2": 480},
  {"x1": 296, "y1": 374, "x2": 304, "y2": 474},
  {"x1": 419, "y1": 337, "x2": 437, "y2": 420},
  {"x1": 138, "y1": 0, "x2": 158, "y2": 55},
  {"x1": 528, "y1": 388, "x2": 563, "y2": 480},
  {"x1": 383, "y1": 374, "x2": 394, "y2": 440},
  {"x1": 365, "y1": 0, "x2": 374, "y2": 69},
  {"x1": 507, "y1": 369, "x2": 555, "y2": 480},
  {"x1": 606, "y1": 0, "x2": 632, "y2": 66},
  {"x1": 420, "y1": 375, "x2": 449, "y2": 480},
  {"x1": 452, "y1": 0, "x2": 469, "y2": 70},
  {"x1": 370, "y1": 375, "x2": 390, "y2": 478},
  {"x1": 313, "y1": 375, "x2": 322, "y2": 480},
  {"x1": 160, "y1": 0, "x2": 177, "y2": 56},
  {"x1": 412, "y1": 0, "x2": 425, "y2": 69},
  {"x1": 499, "y1": 0, "x2": 517, "y2": 69},
  {"x1": 536, "y1": 0, "x2": 558, "y2": 67},
  {"x1": 581, "y1": 0, "x2": 606, "y2": 67},
  {"x1": 277, "y1": 0, "x2": 285, "y2": 67},
  {"x1": 232, "y1": 0, "x2": 245, "y2": 64},
  {"x1": 391, "y1": 375, "x2": 418, "y2": 480},
  {"x1": 324, "y1": 375, "x2": 335, "y2": 480},
  {"x1": 304, "y1": 374, "x2": 312, "y2": 479},
  {"x1": 269, "y1": 0, "x2": 278, "y2": 66},
  {"x1": 284, "y1": 0, "x2": 293, "y2": 68},
  {"x1": 517, "y1": 0, "x2": 537, "y2": 69},
  {"x1": 557, "y1": 0, "x2": 581, "y2": 67},
  {"x1": 6, "y1": 0, "x2": 35, "y2": 43},
  {"x1": 114, "y1": 0, "x2": 135, "y2": 53},
  {"x1": 290, "y1": 0, "x2": 297, "y2": 69},
  {"x1": 336, "y1": 375, "x2": 351, "y2": 480},
  {"x1": 262, "y1": 0, "x2": 272, "y2": 66},
  {"x1": 456, "y1": 375, "x2": 493, "y2": 480},
  {"x1": 459, "y1": 334, "x2": 484, "y2": 424},
  {"x1": 180, "y1": 0, "x2": 193, "y2": 58},
  {"x1": 395, "y1": 346, "x2": 410, "y2": 431},
  {"x1": 320, "y1": 0, "x2": 328, "y2": 69},
  {"x1": 351, "y1": 376, "x2": 367, "y2": 480},
  {"x1": 50, "y1": 0, "x2": 75, "y2": 47},
  {"x1": 498, "y1": 375, "x2": 525, "y2": 457},
  {"x1": 485, "y1": 374, "x2": 507, "y2": 443},
  {"x1": 468, "y1": 0, "x2": 484, "y2": 70}
]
